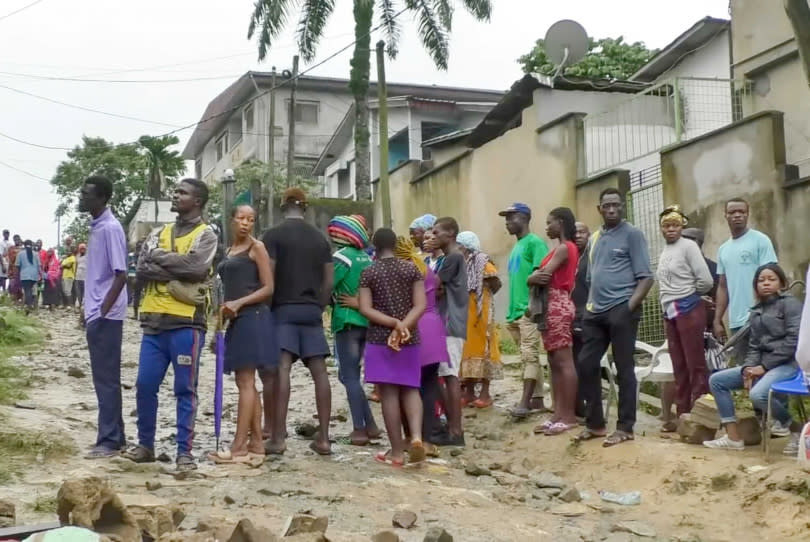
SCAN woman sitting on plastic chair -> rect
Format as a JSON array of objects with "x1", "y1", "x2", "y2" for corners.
[{"x1": 704, "y1": 263, "x2": 803, "y2": 454}]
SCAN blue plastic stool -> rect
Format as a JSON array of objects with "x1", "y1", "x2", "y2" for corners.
[{"x1": 763, "y1": 370, "x2": 810, "y2": 458}]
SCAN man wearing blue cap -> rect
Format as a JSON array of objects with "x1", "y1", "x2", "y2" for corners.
[{"x1": 500, "y1": 203, "x2": 549, "y2": 418}]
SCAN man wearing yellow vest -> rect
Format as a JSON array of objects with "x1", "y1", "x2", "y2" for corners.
[{"x1": 123, "y1": 178, "x2": 217, "y2": 471}]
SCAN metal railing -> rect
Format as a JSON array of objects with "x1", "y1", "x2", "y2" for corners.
[{"x1": 584, "y1": 77, "x2": 752, "y2": 175}]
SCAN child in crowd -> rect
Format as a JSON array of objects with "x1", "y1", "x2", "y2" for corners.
[{"x1": 359, "y1": 228, "x2": 427, "y2": 466}]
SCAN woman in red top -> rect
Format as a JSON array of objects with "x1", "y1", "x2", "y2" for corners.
[{"x1": 528, "y1": 207, "x2": 579, "y2": 435}]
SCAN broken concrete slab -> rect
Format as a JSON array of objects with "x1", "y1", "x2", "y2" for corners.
[
  {"x1": 391, "y1": 510, "x2": 417, "y2": 529},
  {"x1": 57, "y1": 477, "x2": 140, "y2": 542},
  {"x1": 423, "y1": 527, "x2": 453, "y2": 542},
  {"x1": 281, "y1": 514, "x2": 328, "y2": 537}
]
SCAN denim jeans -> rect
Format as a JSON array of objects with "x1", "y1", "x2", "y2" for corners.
[
  {"x1": 21, "y1": 280, "x2": 36, "y2": 309},
  {"x1": 709, "y1": 362, "x2": 799, "y2": 424},
  {"x1": 336, "y1": 326, "x2": 376, "y2": 431}
]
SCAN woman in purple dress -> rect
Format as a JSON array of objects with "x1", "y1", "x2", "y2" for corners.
[{"x1": 396, "y1": 236, "x2": 449, "y2": 455}]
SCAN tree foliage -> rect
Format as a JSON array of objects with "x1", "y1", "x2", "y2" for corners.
[
  {"x1": 50, "y1": 135, "x2": 185, "y2": 242},
  {"x1": 518, "y1": 36, "x2": 658, "y2": 80}
]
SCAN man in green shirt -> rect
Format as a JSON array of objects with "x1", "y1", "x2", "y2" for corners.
[
  {"x1": 500, "y1": 203, "x2": 549, "y2": 418},
  {"x1": 328, "y1": 215, "x2": 380, "y2": 446}
]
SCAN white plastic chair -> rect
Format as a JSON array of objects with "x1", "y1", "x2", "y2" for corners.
[{"x1": 604, "y1": 341, "x2": 674, "y2": 422}]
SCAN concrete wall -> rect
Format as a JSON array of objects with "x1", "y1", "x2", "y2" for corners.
[
  {"x1": 660, "y1": 110, "x2": 810, "y2": 280},
  {"x1": 730, "y1": 0, "x2": 795, "y2": 64}
]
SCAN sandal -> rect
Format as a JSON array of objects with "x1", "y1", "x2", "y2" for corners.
[
  {"x1": 121, "y1": 444, "x2": 155, "y2": 463},
  {"x1": 544, "y1": 422, "x2": 577, "y2": 436},
  {"x1": 375, "y1": 450, "x2": 405, "y2": 468},
  {"x1": 573, "y1": 428, "x2": 606, "y2": 442},
  {"x1": 409, "y1": 439, "x2": 427, "y2": 464},
  {"x1": 533, "y1": 419, "x2": 555, "y2": 434},
  {"x1": 660, "y1": 421, "x2": 678, "y2": 433},
  {"x1": 309, "y1": 441, "x2": 333, "y2": 456},
  {"x1": 510, "y1": 406, "x2": 530, "y2": 420},
  {"x1": 472, "y1": 398, "x2": 493, "y2": 409},
  {"x1": 425, "y1": 442, "x2": 440, "y2": 458},
  {"x1": 602, "y1": 430, "x2": 635, "y2": 448},
  {"x1": 207, "y1": 450, "x2": 252, "y2": 464}
]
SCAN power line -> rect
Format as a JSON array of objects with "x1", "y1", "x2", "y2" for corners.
[
  {"x1": 0, "y1": 71, "x2": 245, "y2": 83},
  {"x1": 0, "y1": 130, "x2": 71, "y2": 150},
  {"x1": 0, "y1": 159, "x2": 50, "y2": 182},
  {"x1": 0, "y1": 0, "x2": 46, "y2": 22}
]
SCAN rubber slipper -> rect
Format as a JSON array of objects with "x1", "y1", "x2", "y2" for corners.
[
  {"x1": 602, "y1": 430, "x2": 635, "y2": 448},
  {"x1": 573, "y1": 428, "x2": 606, "y2": 442},
  {"x1": 409, "y1": 439, "x2": 427, "y2": 464},
  {"x1": 207, "y1": 450, "x2": 252, "y2": 464},
  {"x1": 472, "y1": 398, "x2": 493, "y2": 409},
  {"x1": 309, "y1": 441, "x2": 333, "y2": 456},
  {"x1": 425, "y1": 442, "x2": 440, "y2": 458},
  {"x1": 510, "y1": 406, "x2": 530, "y2": 419},
  {"x1": 375, "y1": 450, "x2": 404, "y2": 468},
  {"x1": 533, "y1": 419, "x2": 555, "y2": 434},
  {"x1": 544, "y1": 422, "x2": 577, "y2": 436},
  {"x1": 660, "y1": 422, "x2": 677, "y2": 433}
]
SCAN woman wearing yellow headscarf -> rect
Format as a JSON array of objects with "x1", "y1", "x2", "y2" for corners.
[{"x1": 656, "y1": 205, "x2": 714, "y2": 431}]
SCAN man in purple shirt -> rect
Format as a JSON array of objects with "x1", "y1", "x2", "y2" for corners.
[{"x1": 79, "y1": 176, "x2": 129, "y2": 459}]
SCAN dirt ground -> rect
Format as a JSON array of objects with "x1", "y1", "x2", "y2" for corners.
[{"x1": 2, "y1": 310, "x2": 810, "y2": 542}]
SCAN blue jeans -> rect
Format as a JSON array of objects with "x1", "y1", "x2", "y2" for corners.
[
  {"x1": 21, "y1": 280, "x2": 37, "y2": 309},
  {"x1": 709, "y1": 363, "x2": 799, "y2": 424},
  {"x1": 86, "y1": 318, "x2": 125, "y2": 450},
  {"x1": 136, "y1": 328, "x2": 204, "y2": 455},
  {"x1": 336, "y1": 326, "x2": 376, "y2": 431}
]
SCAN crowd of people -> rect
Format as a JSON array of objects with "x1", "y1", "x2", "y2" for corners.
[
  {"x1": 7, "y1": 173, "x2": 810, "y2": 471},
  {"x1": 0, "y1": 230, "x2": 87, "y2": 314}
]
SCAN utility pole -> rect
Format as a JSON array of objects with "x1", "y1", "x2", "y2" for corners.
[
  {"x1": 286, "y1": 55, "x2": 299, "y2": 188},
  {"x1": 265, "y1": 66, "x2": 277, "y2": 227},
  {"x1": 376, "y1": 41, "x2": 392, "y2": 227}
]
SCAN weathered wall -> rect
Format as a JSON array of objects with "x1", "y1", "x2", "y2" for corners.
[{"x1": 660, "y1": 111, "x2": 810, "y2": 280}]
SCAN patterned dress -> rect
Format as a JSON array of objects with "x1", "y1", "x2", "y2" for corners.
[{"x1": 460, "y1": 260, "x2": 503, "y2": 380}]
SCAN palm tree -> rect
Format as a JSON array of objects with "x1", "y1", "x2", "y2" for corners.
[
  {"x1": 138, "y1": 135, "x2": 184, "y2": 224},
  {"x1": 247, "y1": 0, "x2": 493, "y2": 200}
]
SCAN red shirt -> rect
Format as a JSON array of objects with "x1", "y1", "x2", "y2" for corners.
[{"x1": 541, "y1": 241, "x2": 579, "y2": 292}]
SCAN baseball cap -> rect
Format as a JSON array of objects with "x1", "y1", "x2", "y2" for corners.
[
  {"x1": 281, "y1": 187, "x2": 308, "y2": 207},
  {"x1": 498, "y1": 203, "x2": 532, "y2": 217}
]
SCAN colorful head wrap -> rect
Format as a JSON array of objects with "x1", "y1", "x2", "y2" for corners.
[
  {"x1": 394, "y1": 236, "x2": 427, "y2": 276},
  {"x1": 659, "y1": 205, "x2": 688, "y2": 226},
  {"x1": 456, "y1": 231, "x2": 481, "y2": 253},
  {"x1": 409, "y1": 213, "x2": 437, "y2": 231},
  {"x1": 328, "y1": 215, "x2": 369, "y2": 249}
]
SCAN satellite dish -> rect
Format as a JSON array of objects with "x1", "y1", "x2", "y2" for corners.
[{"x1": 544, "y1": 19, "x2": 588, "y2": 78}]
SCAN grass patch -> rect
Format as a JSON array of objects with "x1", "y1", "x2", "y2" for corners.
[
  {"x1": 30, "y1": 495, "x2": 58, "y2": 514},
  {"x1": 0, "y1": 429, "x2": 77, "y2": 483},
  {"x1": 499, "y1": 328, "x2": 518, "y2": 356},
  {"x1": 0, "y1": 306, "x2": 43, "y2": 405}
]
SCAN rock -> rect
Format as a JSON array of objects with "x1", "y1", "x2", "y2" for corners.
[
  {"x1": 157, "y1": 452, "x2": 172, "y2": 463},
  {"x1": 488, "y1": 462, "x2": 503, "y2": 471},
  {"x1": 536, "y1": 487, "x2": 561, "y2": 498},
  {"x1": 372, "y1": 531, "x2": 401, "y2": 542},
  {"x1": 464, "y1": 464, "x2": 490, "y2": 477},
  {"x1": 531, "y1": 472, "x2": 566, "y2": 489},
  {"x1": 146, "y1": 480, "x2": 163, "y2": 491},
  {"x1": 391, "y1": 510, "x2": 417, "y2": 529},
  {"x1": 120, "y1": 494, "x2": 186, "y2": 542},
  {"x1": 294, "y1": 423, "x2": 318, "y2": 439},
  {"x1": 602, "y1": 534, "x2": 633, "y2": 542},
  {"x1": 558, "y1": 487, "x2": 581, "y2": 503},
  {"x1": 130, "y1": 409, "x2": 138, "y2": 417},
  {"x1": 227, "y1": 518, "x2": 278, "y2": 542},
  {"x1": 224, "y1": 495, "x2": 236, "y2": 505},
  {"x1": 710, "y1": 473, "x2": 737, "y2": 491},
  {"x1": 67, "y1": 366, "x2": 86, "y2": 378},
  {"x1": 423, "y1": 527, "x2": 453, "y2": 542},
  {"x1": 14, "y1": 400, "x2": 36, "y2": 410},
  {"x1": 57, "y1": 477, "x2": 140, "y2": 542},
  {"x1": 196, "y1": 515, "x2": 236, "y2": 540},
  {"x1": 121, "y1": 382, "x2": 134, "y2": 390},
  {"x1": 737, "y1": 416, "x2": 762, "y2": 446},
  {"x1": 0, "y1": 498, "x2": 15, "y2": 528},
  {"x1": 281, "y1": 514, "x2": 328, "y2": 537},
  {"x1": 549, "y1": 503, "x2": 588, "y2": 517},
  {"x1": 612, "y1": 520, "x2": 657, "y2": 538},
  {"x1": 676, "y1": 415, "x2": 716, "y2": 445},
  {"x1": 449, "y1": 449, "x2": 463, "y2": 457}
]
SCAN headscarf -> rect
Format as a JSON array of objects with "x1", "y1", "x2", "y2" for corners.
[
  {"x1": 327, "y1": 215, "x2": 369, "y2": 250},
  {"x1": 409, "y1": 214, "x2": 437, "y2": 231},
  {"x1": 457, "y1": 231, "x2": 489, "y2": 317},
  {"x1": 394, "y1": 236, "x2": 427, "y2": 276},
  {"x1": 659, "y1": 204, "x2": 688, "y2": 226},
  {"x1": 46, "y1": 249, "x2": 61, "y2": 283}
]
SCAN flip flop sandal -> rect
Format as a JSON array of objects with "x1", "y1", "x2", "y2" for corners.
[
  {"x1": 375, "y1": 450, "x2": 405, "y2": 468},
  {"x1": 544, "y1": 422, "x2": 577, "y2": 436},
  {"x1": 121, "y1": 444, "x2": 155, "y2": 463},
  {"x1": 602, "y1": 430, "x2": 635, "y2": 448},
  {"x1": 207, "y1": 450, "x2": 252, "y2": 464},
  {"x1": 510, "y1": 406, "x2": 530, "y2": 420},
  {"x1": 660, "y1": 422, "x2": 678, "y2": 433},
  {"x1": 573, "y1": 428, "x2": 606, "y2": 442},
  {"x1": 533, "y1": 419, "x2": 555, "y2": 434},
  {"x1": 409, "y1": 439, "x2": 427, "y2": 463},
  {"x1": 309, "y1": 441, "x2": 333, "y2": 456},
  {"x1": 425, "y1": 443, "x2": 440, "y2": 458},
  {"x1": 472, "y1": 398, "x2": 493, "y2": 409}
]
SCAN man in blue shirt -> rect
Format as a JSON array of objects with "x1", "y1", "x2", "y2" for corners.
[
  {"x1": 713, "y1": 198, "x2": 777, "y2": 345},
  {"x1": 576, "y1": 188, "x2": 654, "y2": 447}
]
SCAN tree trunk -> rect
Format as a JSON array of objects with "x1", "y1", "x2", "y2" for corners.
[
  {"x1": 350, "y1": 0, "x2": 373, "y2": 201},
  {"x1": 785, "y1": 0, "x2": 810, "y2": 87}
]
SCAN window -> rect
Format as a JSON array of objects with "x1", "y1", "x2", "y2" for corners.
[
  {"x1": 216, "y1": 132, "x2": 228, "y2": 162},
  {"x1": 243, "y1": 104, "x2": 254, "y2": 134},
  {"x1": 287, "y1": 100, "x2": 319, "y2": 125}
]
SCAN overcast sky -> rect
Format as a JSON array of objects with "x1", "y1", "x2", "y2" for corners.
[{"x1": 0, "y1": 0, "x2": 729, "y2": 246}]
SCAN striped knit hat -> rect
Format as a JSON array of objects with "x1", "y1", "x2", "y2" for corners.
[{"x1": 328, "y1": 215, "x2": 369, "y2": 249}]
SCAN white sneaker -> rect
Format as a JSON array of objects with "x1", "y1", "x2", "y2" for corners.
[
  {"x1": 771, "y1": 420, "x2": 791, "y2": 438},
  {"x1": 783, "y1": 433, "x2": 800, "y2": 456},
  {"x1": 703, "y1": 434, "x2": 745, "y2": 451}
]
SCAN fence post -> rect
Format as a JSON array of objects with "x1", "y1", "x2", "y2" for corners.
[{"x1": 673, "y1": 77, "x2": 683, "y2": 142}]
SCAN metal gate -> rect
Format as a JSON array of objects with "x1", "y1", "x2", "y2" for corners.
[{"x1": 626, "y1": 165, "x2": 665, "y2": 345}]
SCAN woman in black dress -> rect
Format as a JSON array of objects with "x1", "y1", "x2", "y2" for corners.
[{"x1": 208, "y1": 205, "x2": 276, "y2": 463}]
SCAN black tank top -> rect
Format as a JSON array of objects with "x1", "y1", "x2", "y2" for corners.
[{"x1": 218, "y1": 245, "x2": 261, "y2": 302}]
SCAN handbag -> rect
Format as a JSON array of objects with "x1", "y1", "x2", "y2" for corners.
[{"x1": 704, "y1": 332, "x2": 728, "y2": 372}]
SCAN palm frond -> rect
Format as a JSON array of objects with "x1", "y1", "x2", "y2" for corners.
[
  {"x1": 247, "y1": 0, "x2": 294, "y2": 61},
  {"x1": 405, "y1": 0, "x2": 449, "y2": 70},
  {"x1": 297, "y1": 0, "x2": 336, "y2": 62},
  {"x1": 433, "y1": 0, "x2": 453, "y2": 32},
  {"x1": 460, "y1": 0, "x2": 491, "y2": 21},
  {"x1": 378, "y1": 0, "x2": 402, "y2": 58}
]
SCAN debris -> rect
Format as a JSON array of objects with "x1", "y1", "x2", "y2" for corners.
[
  {"x1": 157, "y1": 452, "x2": 172, "y2": 463},
  {"x1": 676, "y1": 415, "x2": 716, "y2": 445},
  {"x1": 611, "y1": 520, "x2": 657, "y2": 538},
  {"x1": 14, "y1": 401, "x2": 36, "y2": 410},
  {"x1": 710, "y1": 473, "x2": 737, "y2": 491},
  {"x1": 391, "y1": 510, "x2": 417, "y2": 529},
  {"x1": 122, "y1": 493, "x2": 185, "y2": 542},
  {"x1": 531, "y1": 472, "x2": 566, "y2": 489},
  {"x1": 294, "y1": 424, "x2": 318, "y2": 439},
  {"x1": 598, "y1": 490, "x2": 641, "y2": 506},
  {"x1": 57, "y1": 477, "x2": 140, "y2": 542},
  {"x1": 227, "y1": 518, "x2": 278, "y2": 542},
  {"x1": 121, "y1": 382, "x2": 134, "y2": 390},
  {"x1": 372, "y1": 531, "x2": 401, "y2": 542},
  {"x1": 423, "y1": 526, "x2": 453, "y2": 542},
  {"x1": 145, "y1": 480, "x2": 163, "y2": 491},
  {"x1": 0, "y1": 499, "x2": 15, "y2": 528},
  {"x1": 224, "y1": 495, "x2": 236, "y2": 505},
  {"x1": 130, "y1": 409, "x2": 138, "y2": 417},
  {"x1": 488, "y1": 462, "x2": 503, "y2": 471},
  {"x1": 558, "y1": 487, "x2": 581, "y2": 503},
  {"x1": 744, "y1": 465, "x2": 768, "y2": 474},
  {"x1": 67, "y1": 366, "x2": 86, "y2": 378},
  {"x1": 464, "y1": 464, "x2": 490, "y2": 477},
  {"x1": 549, "y1": 503, "x2": 588, "y2": 517},
  {"x1": 449, "y1": 449, "x2": 463, "y2": 457},
  {"x1": 281, "y1": 514, "x2": 328, "y2": 537}
]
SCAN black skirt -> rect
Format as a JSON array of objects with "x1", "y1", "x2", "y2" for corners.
[{"x1": 224, "y1": 304, "x2": 278, "y2": 373}]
